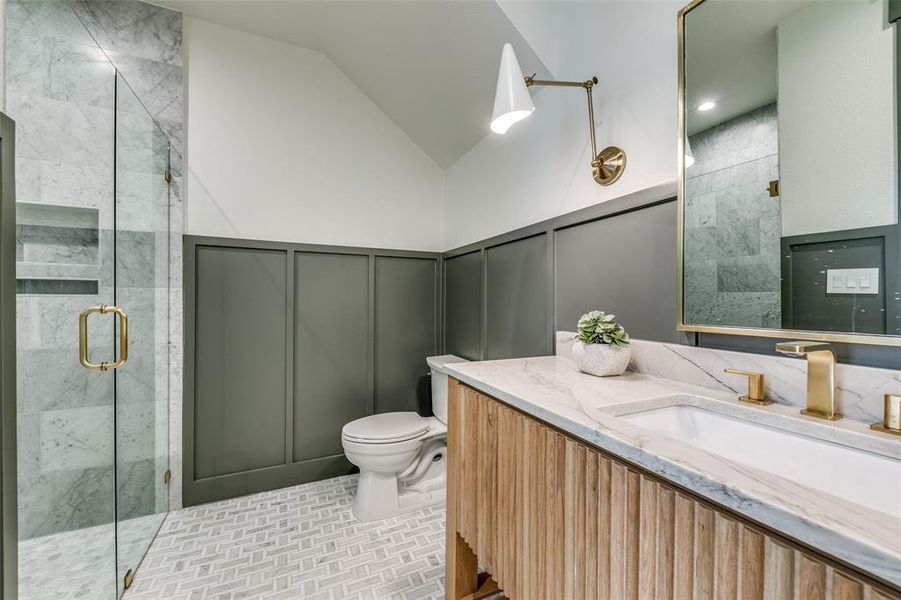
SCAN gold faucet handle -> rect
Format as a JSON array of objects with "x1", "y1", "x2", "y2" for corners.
[
  {"x1": 723, "y1": 369, "x2": 774, "y2": 406},
  {"x1": 871, "y1": 394, "x2": 901, "y2": 437}
]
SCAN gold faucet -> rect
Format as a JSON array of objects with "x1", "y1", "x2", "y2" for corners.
[
  {"x1": 723, "y1": 369, "x2": 773, "y2": 405},
  {"x1": 871, "y1": 394, "x2": 901, "y2": 436},
  {"x1": 775, "y1": 341, "x2": 841, "y2": 420}
]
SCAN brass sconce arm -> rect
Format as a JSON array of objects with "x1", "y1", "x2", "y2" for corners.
[
  {"x1": 524, "y1": 76, "x2": 596, "y2": 89},
  {"x1": 523, "y1": 74, "x2": 625, "y2": 186}
]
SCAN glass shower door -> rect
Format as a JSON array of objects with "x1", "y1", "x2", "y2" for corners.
[
  {"x1": 11, "y1": 3, "x2": 119, "y2": 594},
  {"x1": 113, "y1": 74, "x2": 170, "y2": 596}
]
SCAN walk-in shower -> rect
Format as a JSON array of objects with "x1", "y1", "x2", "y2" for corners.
[{"x1": 7, "y1": 1, "x2": 174, "y2": 597}]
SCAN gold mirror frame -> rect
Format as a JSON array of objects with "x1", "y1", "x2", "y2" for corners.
[{"x1": 676, "y1": 0, "x2": 901, "y2": 348}]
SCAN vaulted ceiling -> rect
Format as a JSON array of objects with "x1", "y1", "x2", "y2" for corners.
[
  {"x1": 156, "y1": 0, "x2": 552, "y2": 169},
  {"x1": 685, "y1": 0, "x2": 809, "y2": 135}
]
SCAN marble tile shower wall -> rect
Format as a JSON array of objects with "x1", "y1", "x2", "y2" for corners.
[
  {"x1": 6, "y1": 0, "x2": 184, "y2": 538},
  {"x1": 684, "y1": 103, "x2": 782, "y2": 329}
]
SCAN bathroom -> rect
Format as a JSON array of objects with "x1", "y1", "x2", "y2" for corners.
[{"x1": 0, "y1": 0, "x2": 899, "y2": 598}]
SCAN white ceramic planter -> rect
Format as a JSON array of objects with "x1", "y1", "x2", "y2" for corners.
[{"x1": 571, "y1": 340, "x2": 631, "y2": 377}]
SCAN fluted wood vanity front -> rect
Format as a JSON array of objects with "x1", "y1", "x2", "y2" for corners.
[{"x1": 444, "y1": 378, "x2": 900, "y2": 600}]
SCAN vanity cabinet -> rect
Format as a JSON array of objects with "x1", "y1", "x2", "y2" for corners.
[{"x1": 444, "y1": 379, "x2": 900, "y2": 600}]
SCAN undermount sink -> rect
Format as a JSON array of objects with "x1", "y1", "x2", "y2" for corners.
[{"x1": 619, "y1": 404, "x2": 901, "y2": 519}]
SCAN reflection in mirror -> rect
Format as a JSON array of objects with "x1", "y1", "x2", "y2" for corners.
[{"x1": 682, "y1": 0, "x2": 901, "y2": 339}]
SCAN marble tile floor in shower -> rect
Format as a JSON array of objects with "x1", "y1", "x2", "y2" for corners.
[
  {"x1": 123, "y1": 475, "x2": 446, "y2": 600},
  {"x1": 19, "y1": 513, "x2": 166, "y2": 600}
]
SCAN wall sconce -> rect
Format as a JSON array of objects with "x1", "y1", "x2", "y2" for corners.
[{"x1": 490, "y1": 43, "x2": 626, "y2": 186}]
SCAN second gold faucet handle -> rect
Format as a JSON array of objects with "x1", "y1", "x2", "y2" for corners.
[
  {"x1": 723, "y1": 369, "x2": 772, "y2": 405},
  {"x1": 871, "y1": 394, "x2": 901, "y2": 436}
]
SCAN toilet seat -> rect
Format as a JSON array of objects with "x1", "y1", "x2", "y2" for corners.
[{"x1": 342, "y1": 412, "x2": 430, "y2": 444}]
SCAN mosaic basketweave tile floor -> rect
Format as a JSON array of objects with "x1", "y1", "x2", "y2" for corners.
[
  {"x1": 123, "y1": 475, "x2": 447, "y2": 600},
  {"x1": 19, "y1": 513, "x2": 165, "y2": 600}
]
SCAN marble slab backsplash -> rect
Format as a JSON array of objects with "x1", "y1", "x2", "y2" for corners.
[{"x1": 556, "y1": 332, "x2": 901, "y2": 424}]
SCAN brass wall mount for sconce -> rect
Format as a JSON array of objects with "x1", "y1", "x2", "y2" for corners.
[
  {"x1": 523, "y1": 74, "x2": 627, "y2": 186},
  {"x1": 490, "y1": 43, "x2": 626, "y2": 186}
]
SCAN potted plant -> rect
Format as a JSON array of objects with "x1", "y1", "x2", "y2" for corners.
[{"x1": 571, "y1": 310, "x2": 632, "y2": 376}]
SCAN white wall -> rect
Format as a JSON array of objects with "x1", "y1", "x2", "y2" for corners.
[
  {"x1": 444, "y1": 1, "x2": 683, "y2": 250},
  {"x1": 778, "y1": 0, "x2": 897, "y2": 237},
  {"x1": 184, "y1": 18, "x2": 445, "y2": 251}
]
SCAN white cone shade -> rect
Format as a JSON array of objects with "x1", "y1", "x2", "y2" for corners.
[
  {"x1": 685, "y1": 137, "x2": 696, "y2": 168},
  {"x1": 490, "y1": 43, "x2": 534, "y2": 134}
]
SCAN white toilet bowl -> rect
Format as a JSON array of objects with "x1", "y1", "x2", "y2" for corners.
[
  {"x1": 341, "y1": 355, "x2": 468, "y2": 522},
  {"x1": 342, "y1": 413, "x2": 447, "y2": 521}
]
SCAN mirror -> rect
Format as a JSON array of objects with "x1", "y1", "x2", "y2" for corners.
[{"x1": 679, "y1": 0, "x2": 901, "y2": 345}]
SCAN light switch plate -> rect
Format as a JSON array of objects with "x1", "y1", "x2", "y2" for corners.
[{"x1": 826, "y1": 268, "x2": 880, "y2": 295}]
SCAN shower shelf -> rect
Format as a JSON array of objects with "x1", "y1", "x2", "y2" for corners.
[
  {"x1": 16, "y1": 202, "x2": 100, "y2": 266},
  {"x1": 16, "y1": 278, "x2": 99, "y2": 295}
]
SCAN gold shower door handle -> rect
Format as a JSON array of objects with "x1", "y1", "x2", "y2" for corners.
[{"x1": 78, "y1": 305, "x2": 128, "y2": 371}]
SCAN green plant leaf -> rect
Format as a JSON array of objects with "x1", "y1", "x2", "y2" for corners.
[{"x1": 575, "y1": 309, "x2": 631, "y2": 346}]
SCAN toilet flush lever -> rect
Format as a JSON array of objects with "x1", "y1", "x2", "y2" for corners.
[{"x1": 723, "y1": 369, "x2": 774, "y2": 406}]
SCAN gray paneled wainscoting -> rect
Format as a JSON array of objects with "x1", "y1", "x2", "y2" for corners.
[
  {"x1": 443, "y1": 186, "x2": 685, "y2": 362},
  {"x1": 485, "y1": 234, "x2": 549, "y2": 360},
  {"x1": 780, "y1": 226, "x2": 900, "y2": 336},
  {"x1": 184, "y1": 236, "x2": 440, "y2": 506},
  {"x1": 442, "y1": 185, "x2": 901, "y2": 368}
]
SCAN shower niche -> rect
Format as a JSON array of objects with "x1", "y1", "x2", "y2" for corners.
[
  {"x1": 15, "y1": 203, "x2": 102, "y2": 297},
  {"x1": 15, "y1": 203, "x2": 100, "y2": 267}
]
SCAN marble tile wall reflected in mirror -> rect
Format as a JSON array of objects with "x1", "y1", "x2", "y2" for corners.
[{"x1": 684, "y1": 103, "x2": 781, "y2": 328}]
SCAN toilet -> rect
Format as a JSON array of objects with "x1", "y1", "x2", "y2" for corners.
[{"x1": 341, "y1": 355, "x2": 469, "y2": 522}]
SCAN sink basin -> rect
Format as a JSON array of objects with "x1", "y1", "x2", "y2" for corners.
[{"x1": 620, "y1": 404, "x2": 901, "y2": 519}]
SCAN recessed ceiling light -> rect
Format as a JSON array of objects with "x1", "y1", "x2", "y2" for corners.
[{"x1": 697, "y1": 101, "x2": 716, "y2": 112}]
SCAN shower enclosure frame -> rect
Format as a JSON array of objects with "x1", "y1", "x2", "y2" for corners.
[{"x1": 1, "y1": 112, "x2": 18, "y2": 599}]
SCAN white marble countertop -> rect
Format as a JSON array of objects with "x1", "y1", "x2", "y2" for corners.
[{"x1": 436, "y1": 355, "x2": 901, "y2": 589}]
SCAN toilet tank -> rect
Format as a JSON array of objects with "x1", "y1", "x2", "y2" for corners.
[{"x1": 426, "y1": 355, "x2": 469, "y2": 424}]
